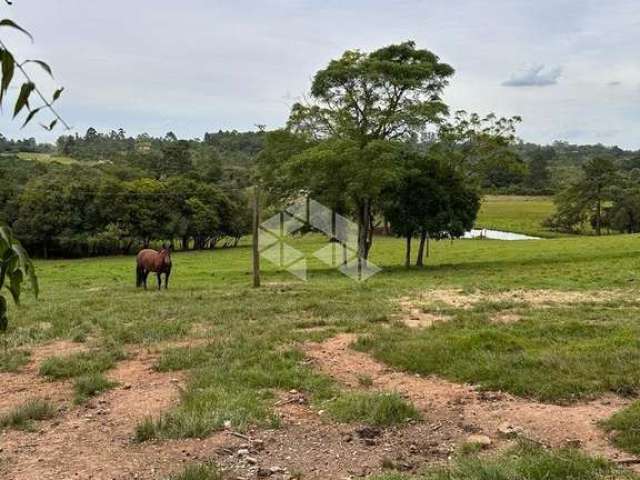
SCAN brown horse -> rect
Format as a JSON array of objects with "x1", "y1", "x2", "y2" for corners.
[{"x1": 136, "y1": 245, "x2": 172, "y2": 290}]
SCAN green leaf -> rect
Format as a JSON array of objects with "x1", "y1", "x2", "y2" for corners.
[
  {"x1": 7, "y1": 268, "x2": 22, "y2": 305},
  {"x1": 0, "y1": 251, "x2": 10, "y2": 290},
  {"x1": 0, "y1": 224, "x2": 14, "y2": 249},
  {"x1": 52, "y1": 87, "x2": 64, "y2": 102},
  {"x1": 21, "y1": 107, "x2": 41, "y2": 128},
  {"x1": 41, "y1": 118, "x2": 58, "y2": 130},
  {"x1": 0, "y1": 19, "x2": 33, "y2": 41},
  {"x1": 11, "y1": 242, "x2": 38, "y2": 299},
  {"x1": 22, "y1": 59, "x2": 53, "y2": 77},
  {"x1": 13, "y1": 82, "x2": 34, "y2": 118},
  {"x1": 0, "y1": 295, "x2": 7, "y2": 332},
  {"x1": 0, "y1": 49, "x2": 15, "y2": 106},
  {"x1": 0, "y1": 225, "x2": 38, "y2": 301}
]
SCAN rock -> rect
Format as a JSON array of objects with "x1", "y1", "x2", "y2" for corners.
[
  {"x1": 257, "y1": 467, "x2": 272, "y2": 477},
  {"x1": 269, "y1": 466, "x2": 285, "y2": 474},
  {"x1": 363, "y1": 438, "x2": 377, "y2": 446},
  {"x1": 479, "y1": 391, "x2": 504, "y2": 402},
  {"x1": 466, "y1": 434, "x2": 492, "y2": 448},
  {"x1": 564, "y1": 438, "x2": 583, "y2": 449},
  {"x1": 497, "y1": 422, "x2": 523, "y2": 438},
  {"x1": 224, "y1": 420, "x2": 232, "y2": 429},
  {"x1": 123, "y1": 384, "x2": 132, "y2": 390},
  {"x1": 356, "y1": 426, "x2": 382, "y2": 439},
  {"x1": 246, "y1": 456, "x2": 258, "y2": 465},
  {"x1": 237, "y1": 448, "x2": 250, "y2": 456},
  {"x1": 252, "y1": 439, "x2": 265, "y2": 451}
]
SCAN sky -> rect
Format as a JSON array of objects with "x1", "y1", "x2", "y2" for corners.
[{"x1": 2, "y1": 0, "x2": 640, "y2": 148}]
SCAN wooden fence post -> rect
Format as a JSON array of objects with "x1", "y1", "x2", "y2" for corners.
[{"x1": 252, "y1": 185, "x2": 261, "y2": 288}]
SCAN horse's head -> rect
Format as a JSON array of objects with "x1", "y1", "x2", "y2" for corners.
[{"x1": 161, "y1": 243, "x2": 172, "y2": 266}]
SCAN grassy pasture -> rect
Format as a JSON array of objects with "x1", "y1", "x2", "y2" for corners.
[
  {"x1": 371, "y1": 441, "x2": 635, "y2": 480},
  {"x1": 2, "y1": 232, "x2": 640, "y2": 450},
  {"x1": 603, "y1": 402, "x2": 640, "y2": 454},
  {"x1": 476, "y1": 195, "x2": 561, "y2": 237}
]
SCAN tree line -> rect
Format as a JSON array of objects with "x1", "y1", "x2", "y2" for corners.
[
  {"x1": 0, "y1": 133, "x2": 255, "y2": 258},
  {"x1": 3, "y1": 41, "x2": 640, "y2": 263},
  {"x1": 545, "y1": 156, "x2": 640, "y2": 234}
]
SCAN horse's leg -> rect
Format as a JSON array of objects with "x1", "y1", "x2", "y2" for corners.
[
  {"x1": 143, "y1": 270, "x2": 148, "y2": 290},
  {"x1": 157, "y1": 272, "x2": 162, "y2": 290},
  {"x1": 165, "y1": 271, "x2": 170, "y2": 289},
  {"x1": 136, "y1": 265, "x2": 143, "y2": 288}
]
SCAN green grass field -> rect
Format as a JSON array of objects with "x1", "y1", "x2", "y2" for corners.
[
  {"x1": 3, "y1": 231, "x2": 640, "y2": 475},
  {"x1": 13, "y1": 152, "x2": 79, "y2": 165},
  {"x1": 476, "y1": 195, "x2": 560, "y2": 237}
]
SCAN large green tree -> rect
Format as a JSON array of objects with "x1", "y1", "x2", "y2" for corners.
[
  {"x1": 546, "y1": 156, "x2": 618, "y2": 235},
  {"x1": 384, "y1": 151, "x2": 480, "y2": 267},
  {"x1": 285, "y1": 41, "x2": 455, "y2": 259}
]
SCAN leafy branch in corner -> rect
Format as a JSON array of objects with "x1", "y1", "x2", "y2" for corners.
[{"x1": 0, "y1": 1, "x2": 69, "y2": 130}]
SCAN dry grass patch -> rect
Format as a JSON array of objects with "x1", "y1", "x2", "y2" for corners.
[{"x1": 411, "y1": 289, "x2": 632, "y2": 310}]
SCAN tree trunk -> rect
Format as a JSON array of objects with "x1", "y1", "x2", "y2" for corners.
[
  {"x1": 416, "y1": 230, "x2": 427, "y2": 267},
  {"x1": 405, "y1": 234, "x2": 412, "y2": 268},
  {"x1": 357, "y1": 200, "x2": 372, "y2": 261}
]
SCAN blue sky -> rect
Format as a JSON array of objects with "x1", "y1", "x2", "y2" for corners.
[{"x1": 2, "y1": 0, "x2": 640, "y2": 148}]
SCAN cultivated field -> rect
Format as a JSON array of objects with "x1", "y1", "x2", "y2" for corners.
[{"x1": 2, "y1": 232, "x2": 640, "y2": 479}]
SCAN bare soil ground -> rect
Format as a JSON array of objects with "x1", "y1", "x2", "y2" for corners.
[
  {"x1": 0, "y1": 341, "x2": 233, "y2": 480},
  {"x1": 1, "y1": 309, "x2": 637, "y2": 479},
  {"x1": 0, "y1": 341, "x2": 462, "y2": 480},
  {"x1": 303, "y1": 334, "x2": 633, "y2": 465},
  {"x1": 396, "y1": 288, "x2": 632, "y2": 327}
]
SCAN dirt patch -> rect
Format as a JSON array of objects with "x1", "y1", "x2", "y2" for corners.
[
  {"x1": 0, "y1": 340, "x2": 88, "y2": 412},
  {"x1": 303, "y1": 334, "x2": 633, "y2": 464},
  {"x1": 0, "y1": 344, "x2": 232, "y2": 480},
  {"x1": 491, "y1": 312, "x2": 522, "y2": 324},
  {"x1": 3, "y1": 332, "x2": 635, "y2": 480},
  {"x1": 409, "y1": 289, "x2": 630, "y2": 310},
  {"x1": 210, "y1": 390, "x2": 462, "y2": 479},
  {"x1": 0, "y1": 341, "x2": 462, "y2": 480},
  {"x1": 398, "y1": 298, "x2": 452, "y2": 328}
]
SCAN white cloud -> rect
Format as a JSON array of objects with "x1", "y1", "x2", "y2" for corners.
[{"x1": 502, "y1": 65, "x2": 563, "y2": 87}]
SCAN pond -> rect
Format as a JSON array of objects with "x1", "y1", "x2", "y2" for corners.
[{"x1": 463, "y1": 228, "x2": 542, "y2": 241}]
